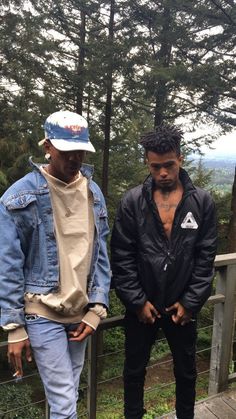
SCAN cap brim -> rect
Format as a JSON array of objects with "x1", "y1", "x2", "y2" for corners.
[
  {"x1": 40, "y1": 138, "x2": 95, "y2": 152},
  {"x1": 38, "y1": 138, "x2": 46, "y2": 146}
]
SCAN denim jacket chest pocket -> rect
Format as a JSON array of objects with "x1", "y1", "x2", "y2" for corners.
[
  {"x1": 4, "y1": 191, "x2": 58, "y2": 287},
  {"x1": 7, "y1": 195, "x2": 40, "y2": 230}
]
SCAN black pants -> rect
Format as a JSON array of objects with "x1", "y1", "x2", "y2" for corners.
[{"x1": 123, "y1": 312, "x2": 197, "y2": 419}]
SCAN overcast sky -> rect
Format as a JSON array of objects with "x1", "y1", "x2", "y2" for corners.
[{"x1": 201, "y1": 131, "x2": 236, "y2": 157}]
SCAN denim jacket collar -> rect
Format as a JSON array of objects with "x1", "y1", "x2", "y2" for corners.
[
  {"x1": 29, "y1": 157, "x2": 94, "y2": 179},
  {"x1": 29, "y1": 157, "x2": 102, "y2": 206}
]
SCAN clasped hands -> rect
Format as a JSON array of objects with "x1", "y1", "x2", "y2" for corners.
[{"x1": 136, "y1": 301, "x2": 193, "y2": 326}]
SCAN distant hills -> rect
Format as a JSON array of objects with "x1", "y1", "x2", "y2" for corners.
[
  {"x1": 190, "y1": 155, "x2": 236, "y2": 170},
  {"x1": 202, "y1": 157, "x2": 236, "y2": 171},
  {"x1": 189, "y1": 154, "x2": 235, "y2": 193}
]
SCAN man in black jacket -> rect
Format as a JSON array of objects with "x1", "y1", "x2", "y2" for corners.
[{"x1": 111, "y1": 124, "x2": 217, "y2": 419}]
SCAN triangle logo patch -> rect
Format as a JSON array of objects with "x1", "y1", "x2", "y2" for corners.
[{"x1": 181, "y1": 212, "x2": 198, "y2": 229}]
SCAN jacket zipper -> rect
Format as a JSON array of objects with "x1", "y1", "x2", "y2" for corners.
[
  {"x1": 150, "y1": 190, "x2": 195, "y2": 272},
  {"x1": 143, "y1": 171, "x2": 196, "y2": 272}
]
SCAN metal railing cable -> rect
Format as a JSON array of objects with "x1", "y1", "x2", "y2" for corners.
[
  {"x1": 1, "y1": 398, "x2": 46, "y2": 414},
  {"x1": 0, "y1": 319, "x2": 215, "y2": 390},
  {"x1": 95, "y1": 343, "x2": 217, "y2": 387},
  {"x1": 96, "y1": 322, "x2": 218, "y2": 362},
  {"x1": 94, "y1": 366, "x2": 216, "y2": 414},
  {"x1": 0, "y1": 370, "x2": 40, "y2": 386},
  {"x1": 0, "y1": 325, "x2": 222, "y2": 407}
]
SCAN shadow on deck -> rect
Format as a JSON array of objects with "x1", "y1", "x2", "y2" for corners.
[{"x1": 159, "y1": 387, "x2": 236, "y2": 418}]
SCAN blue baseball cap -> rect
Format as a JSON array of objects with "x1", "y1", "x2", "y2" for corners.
[{"x1": 39, "y1": 110, "x2": 95, "y2": 152}]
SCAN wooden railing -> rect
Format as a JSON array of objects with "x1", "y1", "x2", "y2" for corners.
[
  {"x1": 208, "y1": 254, "x2": 236, "y2": 395},
  {"x1": 1, "y1": 253, "x2": 236, "y2": 418}
]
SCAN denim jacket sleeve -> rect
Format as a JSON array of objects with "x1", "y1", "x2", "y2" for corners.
[
  {"x1": 0, "y1": 200, "x2": 26, "y2": 328},
  {"x1": 87, "y1": 182, "x2": 111, "y2": 309}
]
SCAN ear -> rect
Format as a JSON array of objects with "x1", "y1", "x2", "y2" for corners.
[
  {"x1": 44, "y1": 140, "x2": 51, "y2": 154},
  {"x1": 179, "y1": 155, "x2": 183, "y2": 166}
]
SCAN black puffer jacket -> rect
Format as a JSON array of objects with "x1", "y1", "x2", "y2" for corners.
[{"x1": 111, "y1": 169, "x2": 217, "y2": 315}]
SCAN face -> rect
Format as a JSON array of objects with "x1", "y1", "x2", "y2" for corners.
[
  {"x1": 146, "y1": 150, "x2": 182, "y2": 190},
  {"x1": 44, "y1": 141, "x2": 86, "y2": 183}
]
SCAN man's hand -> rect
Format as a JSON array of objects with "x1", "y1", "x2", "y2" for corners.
[
  {"x1": 136, "y1": 301, "x2": 161, "y2": 324},
  {"x1": 69, "y1": 322, "x2": 94, "y2": 342},
  {"x1": 166, "y1": 302, "x2": 193, "y2": 326},
  {"x1": 8, "y1": 339, "x2": 32, "y2": 378}
]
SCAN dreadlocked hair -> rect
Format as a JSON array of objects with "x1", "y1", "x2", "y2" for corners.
[{"x1": 139, "y1": 124, "x2": 183, "y2": 156}]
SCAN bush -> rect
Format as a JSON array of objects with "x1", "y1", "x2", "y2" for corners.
[{"x1": 0, "y1": 384, "x2": 43, "y2": 418}]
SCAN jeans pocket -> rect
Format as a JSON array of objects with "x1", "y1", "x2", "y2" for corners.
[{"x1": 25, "y1": 314, "x2": 40, "y2": 322}]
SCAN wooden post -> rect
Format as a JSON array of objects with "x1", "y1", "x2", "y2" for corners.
[
  {"x1": 87, "y1": 332, "x2": 99, "y2": 419},
  {"x1": 208, "y1": 264, "x2": 236, "y2": 395},
  {"x1": 45, "y1": 400, "x2": 50, "y2": 419}
]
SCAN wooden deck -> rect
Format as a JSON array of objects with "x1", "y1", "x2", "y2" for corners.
[{"x1": 158, "y1": 388, "x2": 236, "y2": 419}]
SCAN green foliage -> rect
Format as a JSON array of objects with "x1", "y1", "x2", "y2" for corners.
[
  {"x1": 0, "y1": 384, "x2": 43, "y2": 418},
  {"x1": 1, "y1": 0, "x2": 235, "y2": 201},
  {"x1": 108, "y1": 290, "x2": 125, "y2": 318},
  {"x1": 190, "y1": 158, "x2": 213, "y2": 190},
  {"x1": 0, "y1": 169, "x2": 8, "y2": 195},
  {"x1": 143, "y1": 383, "x2": 176, "y2": 418},
  {"x1": 212, "y1": 190, "x2": 232, "y2": 253},
  {"x1": 188, "y1": 156, "x2": 233, "y2": 254},
  {"x1": 150, "y1": 338, "x2": 170, "y2": 363},
  {"x1": 103, "y1": 326, "x2": 124, "y2": 354}
]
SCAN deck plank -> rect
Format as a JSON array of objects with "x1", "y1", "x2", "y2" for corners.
[
  {"x1": 158, "y1": 388, "x2": 236, "y2": 419},
  {"x1": 194, "y1": 403, "x2": 218, "y2": 418},
  {"x1": 222, "y1": 394, "x2": 236, "y2": 411},
  {"x1": 206, "y1": 398, "x2": 236, "y2": 418}
]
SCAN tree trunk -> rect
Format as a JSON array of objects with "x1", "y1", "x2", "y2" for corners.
[
  {"x1": 86, "y1": 81, "x2": 91, "y2": 123},
  {"x1": 101, "y1": 0, "x2": 115, "y2": 197},
  {"x1": 154, "y1": 6, "x2": 173, "y2": 127},
  {"x1": 76, "y1": 10, "x2": 86, "y2": 115}
]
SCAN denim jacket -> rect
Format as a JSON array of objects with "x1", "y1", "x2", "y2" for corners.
[{"x1": 0, "y1": 159, "x2": 111, "y2": 328}]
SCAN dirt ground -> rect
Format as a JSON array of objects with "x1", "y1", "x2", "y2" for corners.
[
  {"x1": 99, "y1": 353, "x2": 210, "y2": 396},
  {"x1": 145, "y1": 353, "x2": 209, "y2": 390}
]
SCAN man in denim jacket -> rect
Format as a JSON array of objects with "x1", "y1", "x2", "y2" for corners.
[{"x1": 0, "y1": 110, "x2": 111, "y2": 418}]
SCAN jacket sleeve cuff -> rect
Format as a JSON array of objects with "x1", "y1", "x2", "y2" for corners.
[
  {"x1": 8, "y1": 327, "x2": 28, "y2": 343},
  {"x1": 88, "y1": 304, "x2": 107, "y2": 319},
  {"x1": 2, "y1": 323, "x2": 21, "y2": 331},
  {"x1": 82, "y1": 311, "x2": 101, "y2": 330}
]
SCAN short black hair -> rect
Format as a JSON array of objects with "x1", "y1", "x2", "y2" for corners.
[{"x1": 139, "y1": 124, "x2": 183, "y2": 157}]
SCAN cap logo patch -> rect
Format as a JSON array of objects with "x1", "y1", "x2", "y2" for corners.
[
  {"x1": 64, "y1": 125, "x2": 83, "y2": 133},
  {"x1": 181, "y1": 212, "x2": 198, "y2": 229}
]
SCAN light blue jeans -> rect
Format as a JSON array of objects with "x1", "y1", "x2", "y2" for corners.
[{"x1": 25, "y1": 315, "x2": 87, "y2": 419}]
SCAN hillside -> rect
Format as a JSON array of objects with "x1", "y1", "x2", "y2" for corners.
[
  {"x1": 189, "y1": 156, "x2": 235, "y2": 192},
  {"x1": 202, "y1": 156, "x2": 236, "y2": 170}
]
